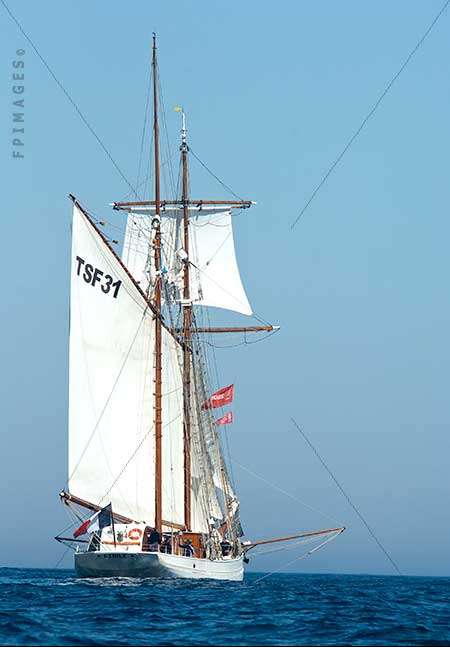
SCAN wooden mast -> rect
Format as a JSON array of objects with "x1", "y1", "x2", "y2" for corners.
[
  {"x1": 152, "y1": 33, "x2": 163, "y2": 535},
  {"x1": 180, "y1": 110, "x2": 192, "y2": 530}
]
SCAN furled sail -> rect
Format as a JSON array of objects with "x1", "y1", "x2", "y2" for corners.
[
  {"x1": 189, "y1": 351, "x2": 243, "y2": 536},
  {"x1": 122, "y1": 208, "x2": 252, "y2": 315},
  {"x1": 190, "y1": 367, "x2": 225, "y2": 533},
  {"x1": 68, "y1": 204, "x2": 186, "y2": 526}
]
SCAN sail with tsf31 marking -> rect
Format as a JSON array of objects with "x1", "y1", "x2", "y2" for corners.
[{"x1": 68, "y1": 204, "x2": 157, "y2": 524}]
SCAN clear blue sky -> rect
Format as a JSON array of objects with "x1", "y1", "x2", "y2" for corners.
[{"x1": 1, "y1": 0, "x2": 450, "y2": 576}]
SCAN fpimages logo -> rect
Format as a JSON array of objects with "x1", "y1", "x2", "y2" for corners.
[{"x1": 12, "y1": 48, "x2": 25, "y2": 159}]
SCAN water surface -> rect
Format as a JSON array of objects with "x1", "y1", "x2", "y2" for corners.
[{"x1": 1, "y1": 568, "x2": 449, "y2": 645}]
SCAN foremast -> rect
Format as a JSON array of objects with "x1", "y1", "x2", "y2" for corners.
[{"x1": 152, "y1": 34, "x2": 163, "y2": 535}]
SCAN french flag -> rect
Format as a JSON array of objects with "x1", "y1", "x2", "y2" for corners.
[{"x1": 73, "y1": 503, "x2": 113, "y2": 538}]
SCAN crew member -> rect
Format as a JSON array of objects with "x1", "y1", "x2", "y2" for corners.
[
  {"x1": 220, "y1": 540, "x2": 232, "y2": 557},
  {"x1": 179, "y1": 538, "x2": 195, "y2": 557},
  {"x1": 143, "y1": 526, "x2": 161, "y2": 552}
]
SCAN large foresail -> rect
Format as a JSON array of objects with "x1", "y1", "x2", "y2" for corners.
[
  {"x1": 69, "y1": 203, "x2": 155, "y2": 522},
  {"x1": 122, "y1": 208, "x2": 252, "y2": 315},
  {"x1": 68, "y1": 203, "x2": 185, "y2": 526}
]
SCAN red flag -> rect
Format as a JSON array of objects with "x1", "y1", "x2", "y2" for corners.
[
  {"x1": 215, "y1": 411, "x2": 233, "y2": 426},
  {"x1": 201, "y1": 384, "x2": 234, "y2": 410}
]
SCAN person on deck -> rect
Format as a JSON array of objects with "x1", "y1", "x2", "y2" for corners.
[
  {"x1": 220, "y1": 540, "x2": 232, "y2": 557},
  {"x1": 179, "y1": 539, "x2": 195, "y2": 557},
  {"x1": 143, "y1": 527, "x2": 161, "y2": 552}
]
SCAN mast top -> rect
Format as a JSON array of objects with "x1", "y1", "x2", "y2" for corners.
[{"x1": 175, "y1": 106, "x2": 187, "y2": 150}]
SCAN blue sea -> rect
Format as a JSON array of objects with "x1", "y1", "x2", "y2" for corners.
[{"x1": 1, "y1": 568, "x2": 450, "y2": 645}]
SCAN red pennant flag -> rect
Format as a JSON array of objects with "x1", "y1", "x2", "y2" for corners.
[
  {"x1": 202, "y1": 384, "x2": 234, "y2": 410},
  {"x1": 215, "y1": 411, "x2": 233, "y2": 426}
]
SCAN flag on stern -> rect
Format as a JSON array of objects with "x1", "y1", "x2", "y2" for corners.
[
  {"x1": 73, "y1": 503, "x2": 113, "y2": 538},
  {"x1": 201, "y1": 384, "x2": 234, "y2": 410},
  {"x1": 215, "y1": 411, "x2": 233, "y2": 426}
]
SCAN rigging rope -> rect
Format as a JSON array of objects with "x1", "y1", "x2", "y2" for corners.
[
  {"x1": 189, "y1": 147, "x2": 244, "y2": 200},
  {"x1": 232, "y1": 458, "x2": 341, "y2": 526},
  {"x1": 290, "y1": 0, "x2": 450, "y2": 229},
  {"x1": 291, "y1": 417, "x2": 403, "y2": 576},
  {"x1": 135, "y1": 66, "x2": 152, "y2": 201}
]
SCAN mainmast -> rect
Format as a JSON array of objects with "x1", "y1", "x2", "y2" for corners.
[
  {"x1": 180, "y1": 109, "x2": 192, "y2": 531},
  {"x1": 152, "y1": 33, "x2": 163, "y2": 535}
]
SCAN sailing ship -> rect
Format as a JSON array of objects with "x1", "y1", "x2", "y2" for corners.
[{"x1": 56, "y1": 35, "x2": 345, "y2": 580}]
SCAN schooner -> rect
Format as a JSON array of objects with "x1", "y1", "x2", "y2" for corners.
[{"x1": 56, "y1": 35, "x2": 345, "y2": 580}]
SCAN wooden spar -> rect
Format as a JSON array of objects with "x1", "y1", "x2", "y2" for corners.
[
  {"x1": 152, "y1": 34, "x2": 163, "y2": 535},
  {"x1": 171, "y1": 325, "x2": 278, "y2": 334},
  {"x1": 59, "y1": 491, "x2": 185, "y2": 530},
  {"x1": 113, "y1": 199, "x2": 252, "y2": 209},
  {"x1": 181, "y1": 111, "x2": 192, "y2": 531},
  {"x1": 243, "y1": 527, "x2": 346, "y2": 552}
]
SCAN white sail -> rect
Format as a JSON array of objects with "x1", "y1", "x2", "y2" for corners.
[
  {"x1": 69, "y1": 204, "x2": 186, "y2": 526},
  {"x1": 122, "y1": 208, "x2": 252, "y2": 315},
  {"x1": 189, "y1": 209, "x2": 251, "y2": 315},
  {"x1": 69, "y1": 204, "x2": 155, "y2": 522}
]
